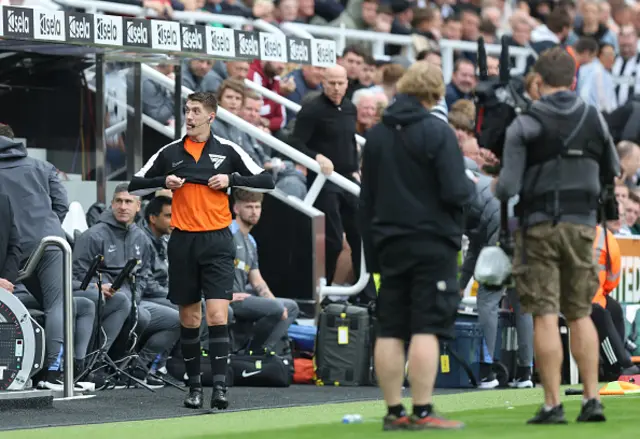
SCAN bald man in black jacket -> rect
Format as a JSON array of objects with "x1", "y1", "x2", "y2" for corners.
[{"x1": 0, "y1": 192, "x2": 21, "y2": 292}]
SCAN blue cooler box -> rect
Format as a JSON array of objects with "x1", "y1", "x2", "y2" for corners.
[
  {"x1": 288, "y1": 324, "x2": 317, "y2": 352},
  {"x1": 435, "y1": 320, "x2": 483, "y2": 389}
]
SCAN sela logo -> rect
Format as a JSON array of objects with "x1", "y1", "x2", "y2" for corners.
[
  {"x1": 236, "y1": 31, "x2": 259, "y2": 58},
  {"x1": 211, "y1": 33, "x2": 231, "y2": 51},
  {"x1": 0, "y1": 366, "x2": 6, "y2": 380},
  {"x1": 5, "y1": 7, "x2": 32, "y2": 37},
  {"x1": 312, "y1": 39, "x2": 336, "y2": 67},
  {"x1": 34, "y1": 10, "x2": 65, "y2": 41},
  {"x1": 125, "y1": 19, "x2": 149, "y2": 46},
  {"x1": 209, "y1": 154, "x2": 226, "y2": 169},
  {"x1": 259, "y1": 33, "x2": 286, "y2": 62},
  {"x1": 152, "y1": 20, "x2": 180, "y2": 51},
  {"x1": 68, "y1": 14, "x2": 92, "y2": 41},
  {"x1": 181, "y1": 25, "x2": 204, "y2": 53},
  {"x1": 39, "y1": 12, "x2": 61, "y2": 37},
  {"x1": 264, "y1": 39, "x2": 282, "y2": 58},
  {"x1": 205, "y1": 27, "x2": 235, "y2": 57},
  {"x1": 288, "y1": 38, "x2": 310, "y2": 64},
  {"x1": 94, "y1": 15, "x2": 122, "y2": 45}
]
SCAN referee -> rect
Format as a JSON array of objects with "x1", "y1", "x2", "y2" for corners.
[{"x1": 129, "y1": 92, "x2": 275, "y2": 410}]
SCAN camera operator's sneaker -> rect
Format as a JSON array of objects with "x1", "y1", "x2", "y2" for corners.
[
  {"x1": 577, "y1": 399, "x2": 606, "y2": 423},
  {"x1": 527, "y1": 404, "x2": 568, "y2": 424},
  {"x1": 509, "y1": 367, "x2": 534, "y2": 389}
]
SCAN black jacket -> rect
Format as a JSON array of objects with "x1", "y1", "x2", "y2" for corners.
[
  {"x1": 291, "y1": 93, "x2": 359, "y2": 183},
  {"x1": 141, "y1": 221, "x2": 169, "y2": 300},
  {"x1": 359, "y1": 94, "x2": 475, "y2": 271},
  {"x1": 0, "y1": 193, "x2": 21, "y2": 283}
]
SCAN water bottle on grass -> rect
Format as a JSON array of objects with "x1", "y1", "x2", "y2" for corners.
[{"x1": 342, "y1": 414, "x2": 363, "y2": 424}]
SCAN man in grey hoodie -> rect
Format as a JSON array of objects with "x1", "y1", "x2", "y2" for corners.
[
  {"x1": 73, "y1": 184, "x2": 180, "y2": 388},
  {"x1": 0, "y1": 125, "x2": 71, "y2": 387},
  {"x1": 462, "y1": 158, "x2": 534, "y2": 390}
]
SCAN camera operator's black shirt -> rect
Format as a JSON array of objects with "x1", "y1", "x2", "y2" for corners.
[
  {"x1": 359, "y1": 94, "x2": 475, "y2": 271},
  {"x1": 291, "y1": 93, "x2": 359, "y2": 180}
]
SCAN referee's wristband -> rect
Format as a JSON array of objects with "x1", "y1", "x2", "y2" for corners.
[{"x1": 228, "y1": 173, "x2": 235, "y2": 187}]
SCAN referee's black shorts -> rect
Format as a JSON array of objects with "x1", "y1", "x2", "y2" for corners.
[
  {"x1": 167, "y1": 228, "x2": 234, "y2": 306},
  {"x1": 376, "y1": 237, "x2": 461, "y2": 341}
]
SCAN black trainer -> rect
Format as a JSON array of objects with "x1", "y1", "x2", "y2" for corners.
[
  {"x1": 211, "y1": 385, "x2": 229, "y2": 410},
  {"x1": 577, "y1": 399, "x2": 606, "y2": 423},
  {"x1": 527, "y1": 404, "x2": 568, "y2": 424},
  {"x1": 509, "y1": 366, "x2": 534, "y2": 389},
  {"x1": 184, "y1": 387, "x2": 204, "y2": 409},
  {"x1": 478, "y1": 362, "x2": 499, "y2": 389}
]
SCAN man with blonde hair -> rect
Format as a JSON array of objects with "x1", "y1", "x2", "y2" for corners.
[{"x1": 360, "y1": 61, "x2": 474, "y2": 431}]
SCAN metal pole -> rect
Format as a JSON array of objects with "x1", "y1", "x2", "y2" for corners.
[
  {"x1": 61, "y1": 239, "x2": 74, "y2": 398},
  {"x1": 17, "y1": 236, "x2": 74, "y2": 398},
  {"x1": 127, "y1": 62, "x2": 143, "y2": 180},
  {"x1": 174, "y1": 63, "x2": 183, "y2": 140},
  {"x1": 94, "y1": 54, "x2": 107, "y2": 204}
]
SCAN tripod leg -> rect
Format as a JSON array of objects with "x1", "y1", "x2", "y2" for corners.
[
  {"x1": 153, "y1": 372, "x2": 186, "y2": 392},
  {"x1": 103, "y1": 355, "x2": 156, "y2": 393}
]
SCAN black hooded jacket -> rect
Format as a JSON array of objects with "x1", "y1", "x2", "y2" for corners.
[{"x1": 359, "y1": 94, "x2": 475, "y2": 271}]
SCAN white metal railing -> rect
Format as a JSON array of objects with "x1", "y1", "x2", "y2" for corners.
[
  {"x1": 16, "y1": 236, "x2": 75, "y2": 398},
  {"x1": 143, "y1": 64, "x2": 369, "y2": 297},
  {"x1": 83, "y1": 67, "x2": 175, "y2": 138},
  {"x1": 56, "y1": 0, "x2": 250, "y2": 30}
]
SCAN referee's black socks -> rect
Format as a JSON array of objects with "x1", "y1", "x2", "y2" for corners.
[
  {"x1": 181, "y1": 326, "x2": 202, "y2": 389},
  {"x1": 208, "y1": 325, "x2": 230, "y2": 389}
]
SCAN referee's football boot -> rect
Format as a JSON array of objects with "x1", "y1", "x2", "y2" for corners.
[
  {"x1": 211, "y1": 385, "x2": 229, "y2": 410},
  {"x1": 184, "y1": 387, "x2": 204, "y2": 409}
]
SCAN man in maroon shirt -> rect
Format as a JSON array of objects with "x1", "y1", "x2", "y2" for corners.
[{"x1": 247, "y1": 60, "x2": 287, "y2": 135}]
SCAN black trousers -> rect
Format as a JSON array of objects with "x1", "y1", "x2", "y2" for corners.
[
  {"x1": 591, "y1": 296, "x2": 633, "y2": 378},
  {"x1": 314, "y1": 186, "x2": 376, "y2": 302}
]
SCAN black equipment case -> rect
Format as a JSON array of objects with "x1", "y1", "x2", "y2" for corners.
[{"x1": 314, "y1": 303, "x2": 374, "y2": 386}]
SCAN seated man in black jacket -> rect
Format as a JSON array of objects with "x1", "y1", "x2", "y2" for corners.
[{"x1": 360, "y1": 61, "x2": 475, "y2": 430}]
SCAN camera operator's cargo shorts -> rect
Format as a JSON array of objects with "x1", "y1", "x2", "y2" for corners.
[
  {"x1": 376, "y1": 238, "x2": 461, "y2": 340},
  {"x1": 512, "y1": 222, "x2": 599, "y2": 321}
]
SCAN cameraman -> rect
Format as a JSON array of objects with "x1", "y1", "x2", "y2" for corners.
[
  {"x1": 360, "y1": 62, "x2": 474, "y2": 431},
  {"x1": 492, "y1": 47, "x2": 619, "y2": 424}
]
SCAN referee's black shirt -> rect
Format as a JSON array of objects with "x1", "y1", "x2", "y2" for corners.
[{"x1": 291, "y1": 93, "x2": 359, "y2": 179}]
